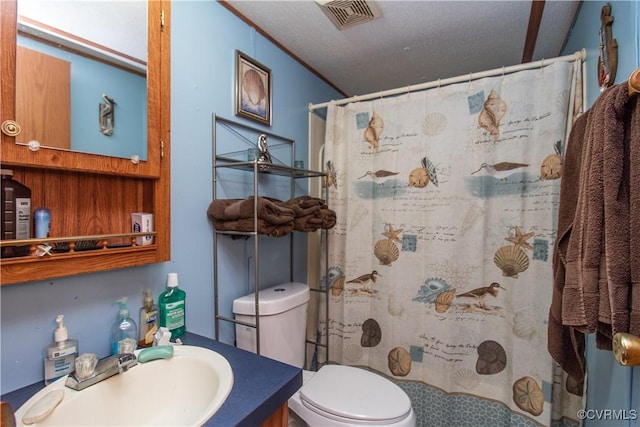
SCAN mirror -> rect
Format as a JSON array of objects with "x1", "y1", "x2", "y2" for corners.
[{"x1": 15, "y1": 0, "x2": 148, "y2": 160}]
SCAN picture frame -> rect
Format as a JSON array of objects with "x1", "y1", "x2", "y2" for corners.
[{"x1": 235, "y1": 50, "x2": 272, "y2": 126}]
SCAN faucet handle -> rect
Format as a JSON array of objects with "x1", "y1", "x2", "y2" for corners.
[{"x1": 75, "y1": 353, "x2": 99, "y2": 379}]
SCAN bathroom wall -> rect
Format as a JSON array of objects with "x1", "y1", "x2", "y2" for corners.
[
  {"x1": 2, "y1": 2, "x2": 638, "y2": 412},
  {"x1": 0, "y1": 0, "x2": 341, "y2": 395},
  {"x1": 561, "y1": 2, "x2": 639, "y2": 426}
]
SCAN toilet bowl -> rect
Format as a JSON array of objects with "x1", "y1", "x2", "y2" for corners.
[
  {"x1": 233, "y1": 283, "x2": 416, "y2": 427},
  {"x1": 288, "y1": 366, "x2": 416, "y2": 427}
]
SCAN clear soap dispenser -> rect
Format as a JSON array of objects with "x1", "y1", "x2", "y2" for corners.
[
  {"x1": 44, "y1": 314, "x2": 79, "y2": 385},
  {"x1": 110, "y1": 297, "x2": 138, "y2": 355}
]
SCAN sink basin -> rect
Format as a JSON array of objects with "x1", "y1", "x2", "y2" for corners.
[{"x1": 14, "y1": 345, "x2": 233, "y2": 426}]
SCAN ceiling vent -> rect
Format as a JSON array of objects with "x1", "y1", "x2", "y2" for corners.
[{"x1": 315, "y1": 0, "x2": 382, "y2": 30}]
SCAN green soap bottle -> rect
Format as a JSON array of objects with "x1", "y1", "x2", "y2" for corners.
[{"x1": 159, "y1": 272, "x2": 186, "y2": 338}]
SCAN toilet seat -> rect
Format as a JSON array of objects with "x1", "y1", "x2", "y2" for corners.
[{"x1": 299, "y1": 365, "x2": 412, "y2": 424}]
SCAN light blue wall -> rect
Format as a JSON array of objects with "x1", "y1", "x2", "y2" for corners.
[
  {"x1": 563, "y1": 1, "x2": 638, "y2": 105},
  {"x1": 561, "y1": 1, "x2": 639, "y2": 426},
  {"x1": 0, "y1": 0, "x2": 341, "y2": 395}
]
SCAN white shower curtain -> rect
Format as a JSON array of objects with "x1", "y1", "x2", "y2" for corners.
[{"x1": 319, "y1": 60, "x2": 585, "y2": 426}]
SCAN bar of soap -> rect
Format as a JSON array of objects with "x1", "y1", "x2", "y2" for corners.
[
  {"x1": 22, "y1": 389, "x2": 64, "y2": 425},
  {"x1": 137, "y1": 346, "x2": 174, "y2": 363}
]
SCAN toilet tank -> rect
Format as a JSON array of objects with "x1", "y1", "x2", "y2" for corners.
[{"x1": 233, "y1": 282, "x2": 309, "y2": 368}]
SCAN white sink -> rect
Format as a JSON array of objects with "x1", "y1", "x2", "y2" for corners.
[{"x1": 15, "y1": 345, "x2": 233, "y2": 426}]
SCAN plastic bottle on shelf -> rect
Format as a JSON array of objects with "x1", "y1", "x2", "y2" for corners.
[
  {"x1": 1, "y1": 169, "x2": 31, "y2": 257},
  {"x1": 34, "y1": 207, "x2": 51, "y2": 238}
]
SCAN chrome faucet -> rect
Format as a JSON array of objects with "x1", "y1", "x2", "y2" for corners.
[{"x1": 65, "y1": 353, "x2": 137, "y2": 391}]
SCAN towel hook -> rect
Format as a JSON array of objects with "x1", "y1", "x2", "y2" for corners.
[
  {"x1": 598, "y1": 4, "x2": 618, "y2": 89},
  {"x1": 99, "y1": 94, "x2": 116, "y2": 136}
]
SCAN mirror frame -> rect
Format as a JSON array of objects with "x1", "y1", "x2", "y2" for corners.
[{"x1": 1, "y1": 0, "x2": 167, "y2": 179}]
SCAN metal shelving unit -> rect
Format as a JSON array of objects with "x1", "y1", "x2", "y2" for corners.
[{"x1": 212, "y1": 114, "x2": 328, "y2": 361}]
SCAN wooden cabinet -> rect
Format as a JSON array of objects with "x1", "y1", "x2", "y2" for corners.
[
  {"x1": 0, "y1": 0, "x2": 171, "y2": 285},
  {"x1": 261, "y1": 402, "x2": 288, "y2": 427}
]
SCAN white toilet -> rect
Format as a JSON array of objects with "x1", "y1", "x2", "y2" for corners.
[{"x1": 233, "y1": 282, "x2": 416, "y2": 427}]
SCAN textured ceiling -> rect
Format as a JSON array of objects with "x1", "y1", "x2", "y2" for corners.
[{"x1": 223, "y1": 1, "x2": 582, "y2": 97}]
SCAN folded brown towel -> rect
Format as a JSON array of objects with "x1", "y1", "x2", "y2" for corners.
[
  {"x1": 294, "y1": 214, "x2": 323, "y2": 232},
  {"x1": 318, "y1": 207, "x2": 337, "y2": 229},
  {"x1": 207, "y1": 197, "x2": 295, "y2": 225},
  {"x1": 212, "y1": 218, "x2": 294, "y2": 237},
  {"x1": 286, "y1": 202, "x2": 322, "y2": 217},
  {"x1": 208, "y1": 195, "x2": 336, "y2": 234},
  {"x1": 207, "y1": 198, "x2": 240, "y2": 217},
  {"x1": 287, "y1": 195, "x2": 325, "y2": 209},
  {"x1": 283, "y1": 196, "x2": 326, "y2": 217}
]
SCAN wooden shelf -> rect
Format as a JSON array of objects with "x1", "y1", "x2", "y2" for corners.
[{"x1": 1, "y1": 246, "x2": 159, "y2": 284}]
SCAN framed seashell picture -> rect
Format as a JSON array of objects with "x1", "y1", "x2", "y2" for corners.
[{"x1": 235, "y1": 50, "x2": 272, "y2": 126}]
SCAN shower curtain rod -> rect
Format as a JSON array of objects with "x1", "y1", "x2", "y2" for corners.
[{"x1": 309, "y1": 49, "x2": 586, "y2": 111}]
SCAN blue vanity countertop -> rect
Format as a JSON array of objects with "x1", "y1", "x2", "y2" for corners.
[{"x1": 1, "y1": 332, "x2": 302, "y2": 426}]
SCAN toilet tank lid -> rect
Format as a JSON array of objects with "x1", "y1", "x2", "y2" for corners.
[{"x1": 232, "y1": 282, "x2": 310, "y2": 316}]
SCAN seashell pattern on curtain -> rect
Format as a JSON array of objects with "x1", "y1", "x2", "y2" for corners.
[{"x1": 318, "y1": 60, "x2": 585, "y2": 426}]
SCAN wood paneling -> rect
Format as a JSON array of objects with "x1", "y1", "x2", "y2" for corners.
[{"x1": 260, "y1": 402, "x2": 288, "y2": 427}]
